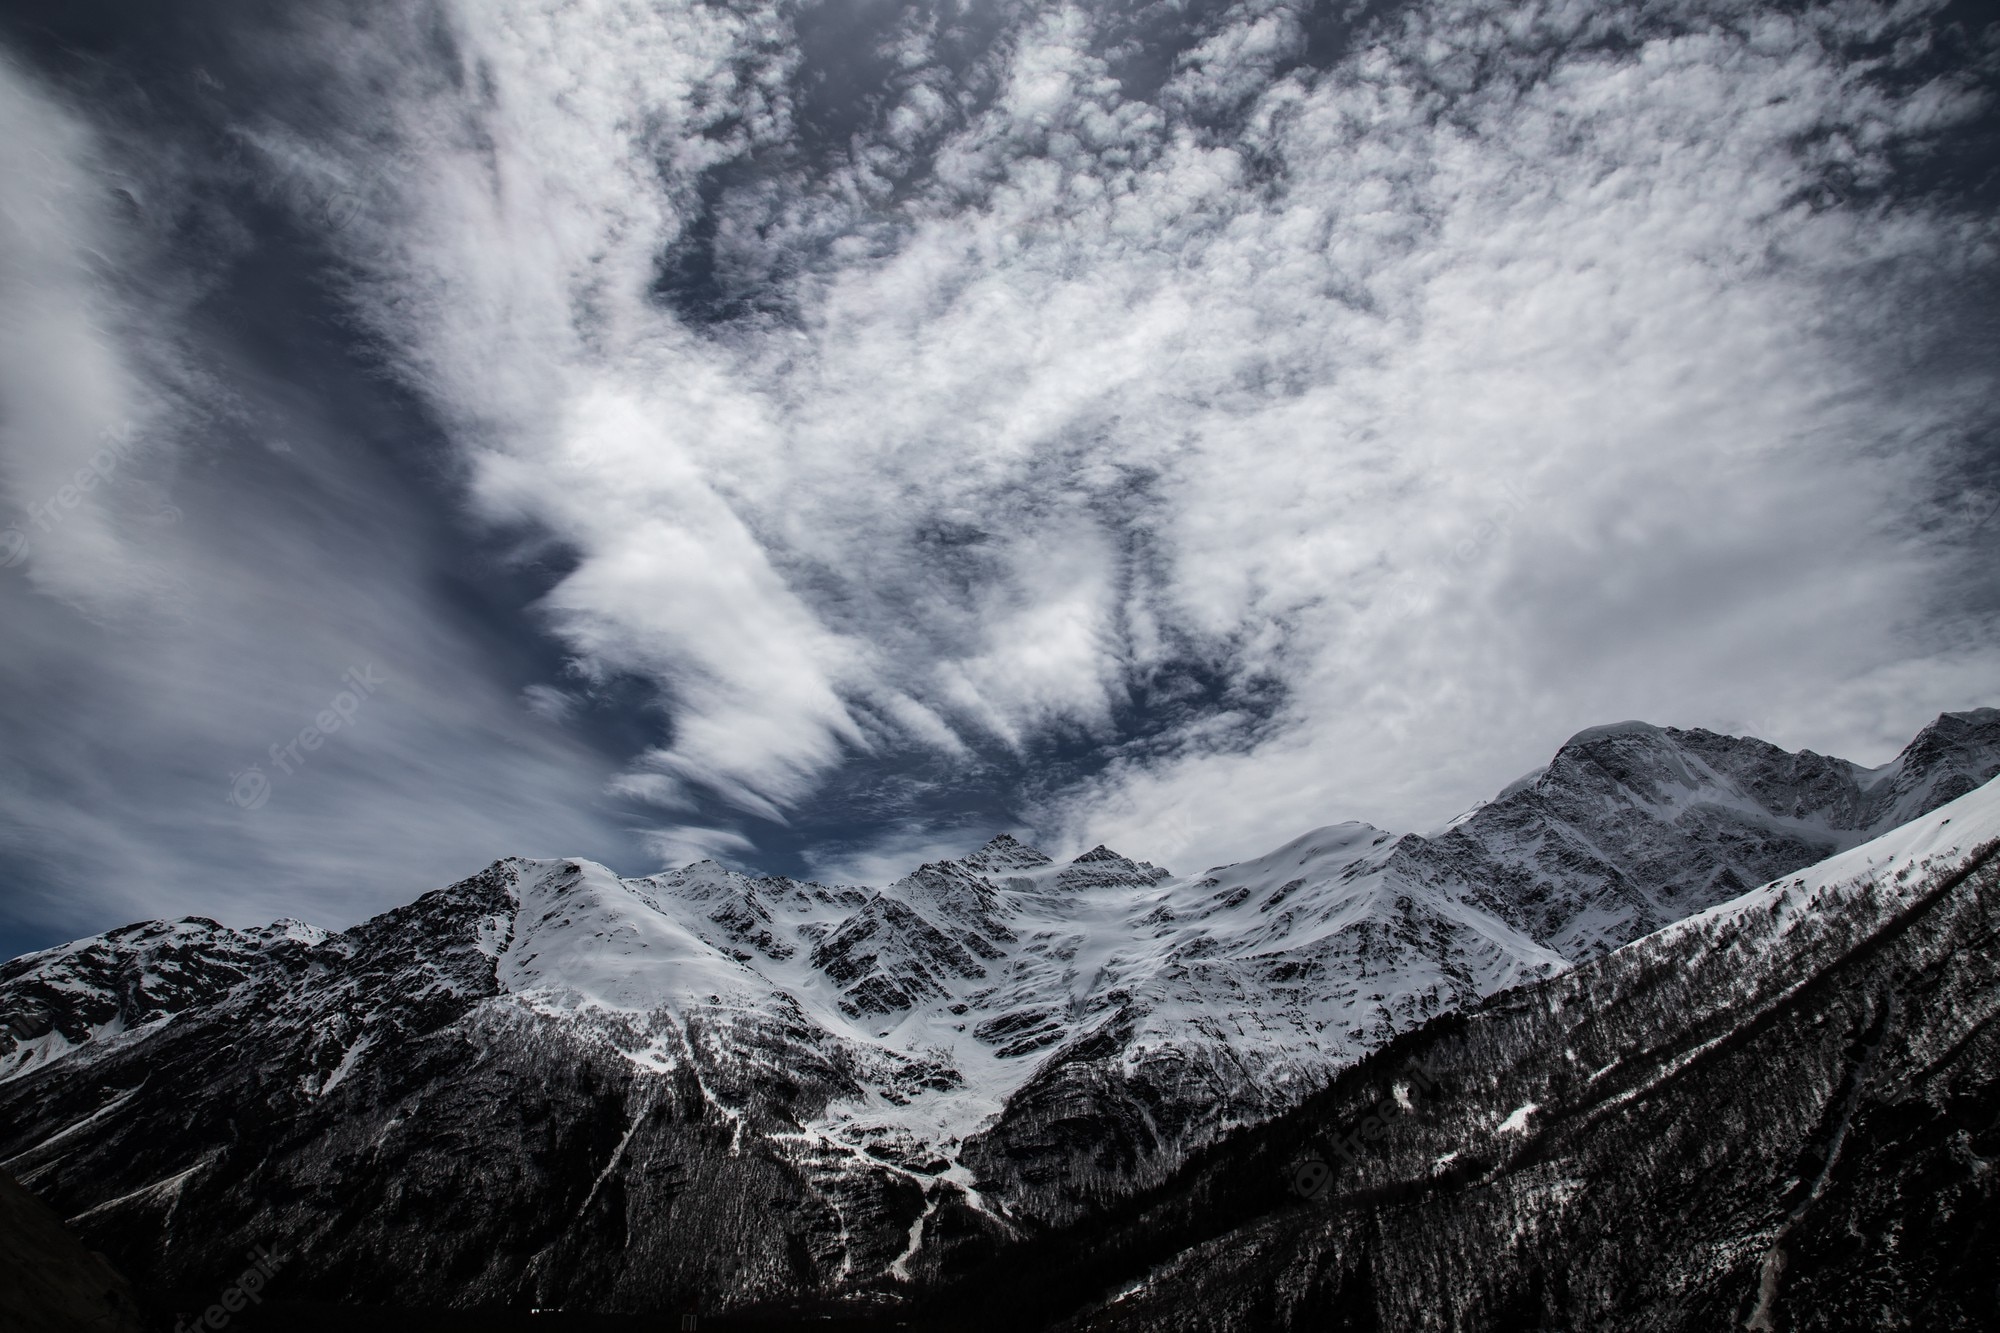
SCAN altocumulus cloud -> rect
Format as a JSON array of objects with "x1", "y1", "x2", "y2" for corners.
[
  {"x1": 1, "y1": 0, "x2": 1997, "y2": 942},
  {"x1": 307, "y1": 0, "x2": 2000, "y2": 856}
]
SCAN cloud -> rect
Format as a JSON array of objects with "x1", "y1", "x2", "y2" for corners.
[
  {"x1": 802, "y1": 822, "x2": 1012, "y2": 890},
  {"x1": 5, "y1": 0, "x2": 1995, "y2": 935},
  {"x1": 638, "y1": 824, "x2": 758, "y2": 868},
  {"x1": 292, "y1": 0, "x2": 1999, "y2": 869},
  {"x1": 0, "y1": 42, "x2": 662, "y2": 955},
  {"x1": 0, "y1": 52, "x2": 177, "y2": 615}
]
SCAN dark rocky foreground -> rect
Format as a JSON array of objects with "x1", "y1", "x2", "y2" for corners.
[{"x1": 1, "y1": 1167, "x2": 142, "y2": 1333}]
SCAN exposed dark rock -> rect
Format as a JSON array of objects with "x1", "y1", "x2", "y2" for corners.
[{"x1": 0, "y1": 1168, "x2": 143, "y2": 1333}]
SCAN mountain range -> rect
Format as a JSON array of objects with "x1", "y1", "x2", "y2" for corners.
[
  {"x1": 926, "y1": 764, "x2": 2000, "y2": 1331},
  {"x1": 1, "y1": 707, "x2": 1995, "y2": 1325}
]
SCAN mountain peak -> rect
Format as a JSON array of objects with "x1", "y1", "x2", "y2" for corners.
[
  {"x1": 1556, "y1": 719, "x2": 1669, "y2": 750},
  {"x1": 1907, "y1": 706, "x2": 2000, "y2": 748},
  {"x1": 963, "y1": 832, "x2": 1053, "y2": 872},
  {"x1": 1869, "y1": 707, "x2": 2000, "y2": 826},
  {"x1": 1057, "y1": 844, "x2": 1171, "y2": 889}
]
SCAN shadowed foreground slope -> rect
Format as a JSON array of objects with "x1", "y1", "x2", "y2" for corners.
[{"x1": 0, "y1": 1168, "x2": 142, "y2": 1333}]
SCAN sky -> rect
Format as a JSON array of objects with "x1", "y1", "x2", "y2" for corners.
[{"x1": 1, "y1": 0, "x2": 1996, "y2": 959}]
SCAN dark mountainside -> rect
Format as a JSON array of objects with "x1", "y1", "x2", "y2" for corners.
[
  {"x1": 916, "y1": 809, "x2": 2000, "y2": 1331},
  {"x1": 0, "y1": 710, "x2": 1994, "y2": 1330},
  {"x1": 0, "y1": 1168, "x2": 143, "y2": 1333}
]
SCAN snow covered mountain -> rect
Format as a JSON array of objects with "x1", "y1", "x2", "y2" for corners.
[
  {"x1": 0, "y1": 709, "x2": 1993, "y2": 1319},
  {"x1": 0, "y1": 837, "x2": 1562, "y2": 1313},
  {"x1": 1409, "y1": 707, "x2": 2000, "y2": 957},
  {"x1": 945, "y1": 764, "x2": 2000, "y2": 1331}
]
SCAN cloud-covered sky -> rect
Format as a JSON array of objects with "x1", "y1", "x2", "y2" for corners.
[{"x1": 2, "y1": 0, "x2": 1996, "y2": 956}]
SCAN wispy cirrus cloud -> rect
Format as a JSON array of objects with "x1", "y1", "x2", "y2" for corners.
[
  {"x1": 0, "y1": 41, "x2": 654, "y2": 955},
  {"x1": 2, "y1": 0, "x2": 1996, "y2": 934},
  {"x1": 288, "y1": 0, "x2": 1996, "y2": 863}
]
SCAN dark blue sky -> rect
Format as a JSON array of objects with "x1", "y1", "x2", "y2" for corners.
[{"x1": 2, "y1": 0, "x2": 1996, "y2": 959}]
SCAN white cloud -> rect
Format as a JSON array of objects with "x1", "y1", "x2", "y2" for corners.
[
  {"x1": 260, "y1": 0, "x2": 1998, "y2": 872},
  {"x1": 0, "y1": 54, "x2": 176, "y2": 615},
  {"x1": 639, "y1": 824, "x2": 758, "y2": 868},
  {"x1": 0, "y1": 43, "x2": 661, "y2": 949},
  {"x1": 802, "y1": 823, "x2": 1009, "y2": 889}
]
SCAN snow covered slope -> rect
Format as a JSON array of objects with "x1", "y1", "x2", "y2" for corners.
[
  {"x1": 0, "y1": 830, "x2": 1563, "y2": 1311},
  {"x1": 0, "y1": 916, "x2": 327, "y2": 1083},
  {"x1": 959, "y1": 772, "x2": 2000, "y2": 1332},
  {"x1": 0, "y1": 709, "x2": 1992, "y2": 1317},
  {"x1": 1399, "y1": 707, "x2": 2000, "y2": 957}
]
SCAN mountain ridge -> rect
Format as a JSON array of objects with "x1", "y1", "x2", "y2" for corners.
[
  {"x1": 915, "y1": 772, "x2": 2000, "y2": 1330},
  {"x1": 0, "y1": 708, "x2": 1993, "y2": 1318}
]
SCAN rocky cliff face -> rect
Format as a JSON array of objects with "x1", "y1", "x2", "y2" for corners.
[
  {"x1": 1402, "y1": 707, "x2": 2000, "y2": 957},
  {"x1": 0, "y1": 710, "x2": 1993, "y2": 1319}
]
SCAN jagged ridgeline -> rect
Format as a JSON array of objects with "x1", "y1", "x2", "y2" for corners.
[
  {"x1": 0, "y1": 710, "x2": 1995, "y2": 1327},
  {"x1": 923, "y1": 786, "x2": 2000, "y2": 1331}
]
